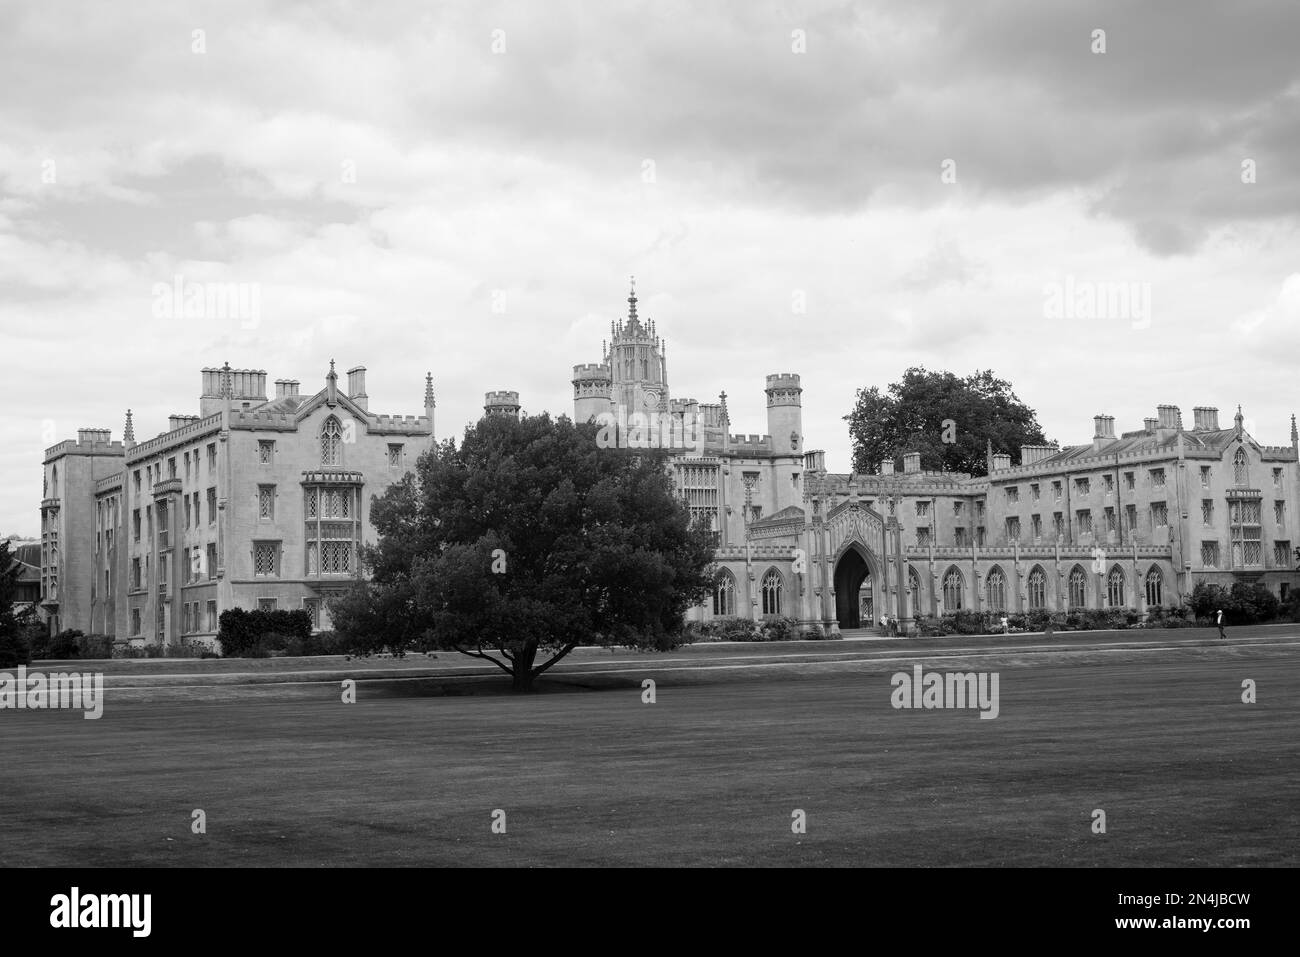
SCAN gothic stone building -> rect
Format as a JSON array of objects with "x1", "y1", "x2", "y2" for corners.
[
  {"x1": 576, "y1": 286, "x2": 1300, "y2": 635},
  {"x1": 39, "y1": 362, "x2": 435, "y2": 645}
]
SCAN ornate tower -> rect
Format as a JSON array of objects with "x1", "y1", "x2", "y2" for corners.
[{"x1": 608, "y1": 277, "x2": 669, "y2": 417}]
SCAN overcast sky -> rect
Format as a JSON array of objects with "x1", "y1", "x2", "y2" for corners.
[{"x1": 2, "y1": 0, "x2": 1299, "y2": 536}]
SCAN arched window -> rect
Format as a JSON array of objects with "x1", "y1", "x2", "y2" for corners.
[
  {"x1": 1069, "y1": 566, "x2": 1088, "y2": 608},
  {"x1": 908, "y1": 565, "x2": 923, "y2": 616},
  {"x1": 321, "y1": 417, "x2": 343, "y2": 466},
  {"x1": 1107, "y1": 566, "x2": 1125, "y2": 607},
  {"x1": 761, "y1": 569, "x2": 783, "y2": 616},
  {"x1": 1234, "y1": 448, "x2": 1248, "y2": 485},
  {"x1": 713, "y1": 569, "x2": 736, "y2": 617},
  {"x1": 943, "y1": 567, "x2": 964, "y2": 610},
  {"x1": 986, "y1": 567, "x2": 1006, "y2": 612},
  {"x1": 1145, "y1": 566, "x2": 1163, "y2": 607},
  {"x1": 1028, "y1": 567, "x2": 1047, "y2": 610}
]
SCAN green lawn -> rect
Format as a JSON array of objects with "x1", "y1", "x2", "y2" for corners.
[{"x1": 2, "y1": 647, "x2": 1296, "y2": 866}]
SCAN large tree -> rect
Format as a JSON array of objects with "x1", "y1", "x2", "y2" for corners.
[
  {"x1": 845, "y1": 368, "x2": 1051, "y2": 477},
  {"x1": 329, "y1": 413, "x2": 716, "y2": 691},
  {"x1": 0, "y1": 540, "x2": 32, "y2": 667}
]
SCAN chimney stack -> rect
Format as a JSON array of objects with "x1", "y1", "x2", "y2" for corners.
[
  {"x1": 1192, "y1": 406, "x2": 1220, "y2": 431},
  {"x1": 903, "y1": 452, "x2": 921, "y2": 474},
  {"x1": 1157, "y1": 405, "x2": 1180, "y2": 430},
  {"x1": 880, "y1": 459, "x2": 895, "y2": 476},
  {"x1": 1144, "y1": 417, "x2": 1159, "y2": 432},
  {"x1": 1020, "y1": 444, "x2": 1055, "y2": 466},
  {"x1": 275, "y1": 379, "x2": 301, "y2": 399},
  {"x1": 803, "y1": 449, "x2": 826, "y2": 473},
  {"x1": 991, "y1": 453, "x2": 1012, "y2": 471},
  {"x1": 347, "y1": 366, "x2": 368, "y2": 411}
]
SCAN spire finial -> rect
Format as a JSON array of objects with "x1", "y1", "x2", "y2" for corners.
[
  {"x1": 628, "y1": 275, "x2": 638, "y2": 322},
  {"x1": 124, "y1": 409, "x2": 135, "y2": 443},
  {"x1": 1291, "y1": 413, "x2": 1297, "y2": 444},
  {"x1": 1235, "y1": 404, "x2": 1245, "y2": 435},
  {"x1": 425, "y1": 371, "x2": 435, "y2": 407},
  {"x1": 329, "y1": 358, "x2": 336, "y2": 377}
]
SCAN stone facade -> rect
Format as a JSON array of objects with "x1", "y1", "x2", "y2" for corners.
[
  {"x1": 40, "y1": 362, "x2": 435, "y2": 646},
  {"x1": 575, "y1": 285, "x2": 1300, "y2": 635}
]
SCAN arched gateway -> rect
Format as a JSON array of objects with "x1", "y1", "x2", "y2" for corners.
[{"x1": 833, "y1": 542, "x2": 881, "y2": 630}]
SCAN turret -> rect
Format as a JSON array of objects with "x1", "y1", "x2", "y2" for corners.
[
  {"x1": 765, "y1": 373, "x2": 803, "y2": 510},
  {"x1": 484, "y1": 390, "x2": 521, "y2": 419},
  {"x1": 765, "y1": 373, "x2": 803, "y2": 454},
  {"x1": 572, "y1": 362, "x2": 612, "y2": 423}
]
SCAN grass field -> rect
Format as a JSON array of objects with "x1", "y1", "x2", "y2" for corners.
[{"x1": 2, "y1": 637, "x2": 1297, "y2": 867}]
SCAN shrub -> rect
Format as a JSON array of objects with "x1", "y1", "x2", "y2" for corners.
[
  {"x1": 709, "y1": 617, "x2": 760, "y2": 641},
  {"x1": 914, "y1": 614, "x2": 946, "y2": 637},
  {"x1": 35, "y1": 628, "x2": 85, "y2": 660},
  {"x1": 163, "y1": 640, "x2": 216, "y2": 659},
  {"x1": 0, "y1": 624, "x2": 31, "y2": 667},
  {"x1": 78, "y1": 634, "x2": 115, "y2": 659},
  {"x1": 217, "y1": 608, "x2": 312, "y2": 658},
  {"x1": 312, "y1": 630, "x2": 357, "y2": 655},
  {"x1": 759, "y1": 616, "x2": 800, "y2": 642},
  {"x1": 799, "y1": 624, "x2": 836, "y2": 640}
]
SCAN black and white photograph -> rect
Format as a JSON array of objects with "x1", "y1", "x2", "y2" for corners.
[{"x1": 1, "y1": 0, "x2": 1295, "y2": 934}]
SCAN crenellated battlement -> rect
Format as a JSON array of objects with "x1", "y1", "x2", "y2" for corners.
[
  {"x1": 45, "y1": 431, "x2": 126, "y2": 462},
  {"x1": 94, "y1": 473, "x2": 124, "y2": 494},
  {"x1": 765, "y1": 373, "x2": 802, "y2": 391},
  {"x1": 572, "y1": 363, "x2": 611, "y2": 380},
  {"x1": 127, "y1": 412, "x2": 223, "y2": 460}
]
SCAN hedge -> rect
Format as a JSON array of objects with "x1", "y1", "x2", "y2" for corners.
[{"x1": 217, "y1": 608, "x2": 312, "y2": 658}]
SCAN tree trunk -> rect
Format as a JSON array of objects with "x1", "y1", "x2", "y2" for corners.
[{"x1": 511, "y1": 639, "x2": 539, "y2": 692}]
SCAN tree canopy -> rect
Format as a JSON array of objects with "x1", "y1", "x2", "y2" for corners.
[
  {"x1": 329, "y1": 412, "x2": 716, "y2": 691},
  {"x1": 845, "y1": 367, "x2": 1051, "y2": 476},
  {"x1": 0, "y1": 540, "x2": 33, "y2": 667}
]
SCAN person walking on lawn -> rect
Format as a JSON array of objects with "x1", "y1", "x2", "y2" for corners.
[{"x1": 1217, "y1": 608, "x2": 1226, "y2": 639}]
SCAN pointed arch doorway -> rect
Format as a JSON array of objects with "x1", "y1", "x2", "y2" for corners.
[{"x1": 834, "y1": 545, "x2": 876, "y2": 630}]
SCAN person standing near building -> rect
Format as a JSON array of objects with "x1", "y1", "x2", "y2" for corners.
[
  {"x1": 879, "y1": 613, "x2": 889, "y2": 635},
  {"x1": 1216, "y1": 608, "x2": 1226, "y2": 639},
  {"x1": 1000, "y1": 614, "x2": 1009, "y2": 635}
]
